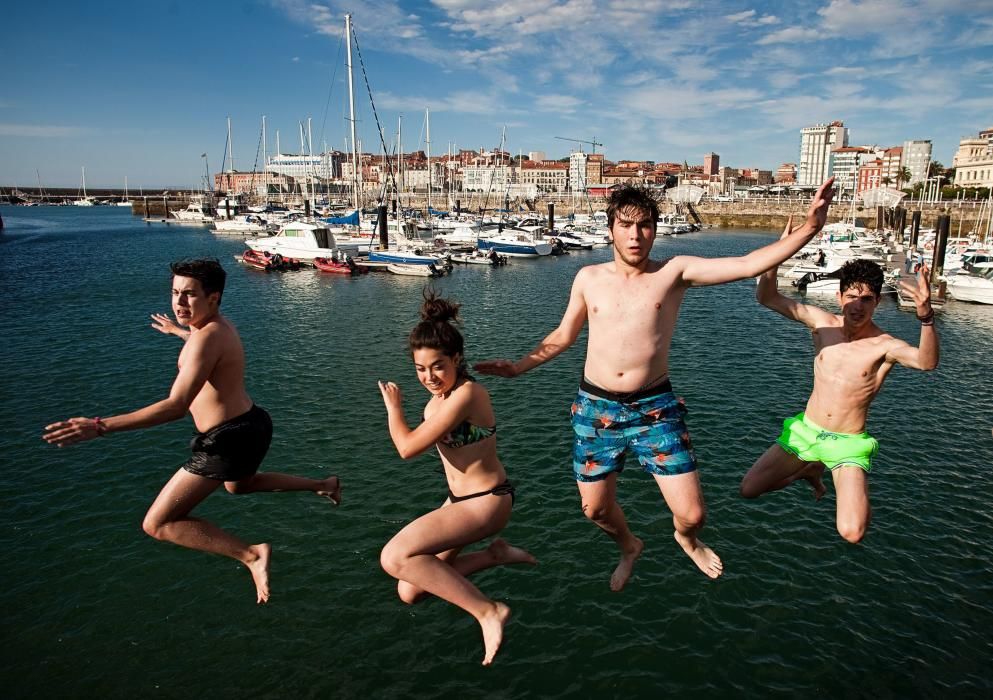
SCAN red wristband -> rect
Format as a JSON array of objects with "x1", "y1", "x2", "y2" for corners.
[{"x1": 93, "y1": 417, "x2": 108, "y2": 436}]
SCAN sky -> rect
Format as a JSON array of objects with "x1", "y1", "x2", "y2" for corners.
[{"x1": 2, "y1": 0, "x2": 992, "y2": 189}]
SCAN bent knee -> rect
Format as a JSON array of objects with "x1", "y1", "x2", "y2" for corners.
[
  {"x1": 739, "y1": 480, "x2": 761, "y2": 499},
  {"x1": 677, "y1": 508, "x2": 706, "y2": 530},
  {"x1": 837, "y1": 519, "x2": 868, "y2": 544},
  {"x1": 379, "y1": 546, "x2": 405, "y2": 579},
  {"x1": 224, "y1": 479, "x2": 253, "y2": 495},
  {"x1": 397, "y1": 582, "x2": 423, "y2": 605},
  {"x1": 581, "y1": 500, "x2": 611, "y2": 522}
]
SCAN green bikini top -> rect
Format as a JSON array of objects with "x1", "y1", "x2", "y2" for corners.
[{"x1": 440, "y1": 421, "x2": 496, "y2": 448}]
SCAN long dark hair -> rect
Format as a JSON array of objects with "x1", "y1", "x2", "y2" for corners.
[{"x1": 408, "y1": 288, "x2": 468, "y2": 378}]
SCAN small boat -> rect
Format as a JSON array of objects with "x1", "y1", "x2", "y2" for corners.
[
  {"x1": 242, "y1": 249, "x2": 302, "y2": 272},
  {"x1": 313, "y1": 255, "x2": 368, "y2": 275},
  {"x1": 450, "y1": 249, "x2": 509, "y2": 266},
  {"x1": 387, "y1": 263, "x2": 444, "y2": 277},
  {"x1": 477, "y1": 229, "x2": 552, "y2": 257}
]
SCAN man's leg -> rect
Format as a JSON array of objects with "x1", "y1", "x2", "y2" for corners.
[
  {"x1": 831, "y1": 466, "x2": 871, "y2": 543},
  {"x1": 143, "y1": 468, "x2": 272, "y2": 603},
  {"x1": 225, "y1": 472, "x2": 341, "y2": 504},
  {"x1": 653, "y1": 471, "x2": 723, "y2": 579},
  {"x1": 741, "y1": 444, "x2": 826, "y2": 500},
  {"x1": 576, "y1": 474, "x2": 644, "y2": 591}
]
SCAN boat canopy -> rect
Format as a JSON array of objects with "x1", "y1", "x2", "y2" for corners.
[
  {"x1": 321, "y1": 210, "x2": 360, "y2": 225},
  {"x1": 665, "y1": 185, "x2": 705, "y2": 204},
  {"x1": 859, "y1": 187, "x2": 906, "y2": 208}
]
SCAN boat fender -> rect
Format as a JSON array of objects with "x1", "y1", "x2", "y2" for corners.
[{"x1": 415, "y1": 248, "x2": 423, "y2": 256}]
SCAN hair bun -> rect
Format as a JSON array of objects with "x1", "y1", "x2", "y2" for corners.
[{"x1": 420, "y1": 289, "x2": 461, "y2": 325}]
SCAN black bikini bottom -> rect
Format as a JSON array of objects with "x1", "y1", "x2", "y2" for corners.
[{"x1": 448, "y1": 479, "x2": 515, "y2": 505}]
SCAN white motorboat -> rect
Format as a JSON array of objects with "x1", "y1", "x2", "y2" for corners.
[
  {"x1": 246, "y1": 221, "x2": 357, "y2": 260},
  {"x1": 387, "y1": 263, "x2": 444, "y2": 277},
  {"x1": 213, "y1": 215, "x2": 272, "y2": 235},
  {"x1": 171, "y1": 195, "x2": 214, "y2": 223},
  {"x1": 477, "y1": 228, "x2": 552, "y2": 257},
  {"x1": 450, "y1": 249, "x2": 508, "y2": 266},
  {"x1": 945, "y1": 264, "x2": 993, "y2": 304}
]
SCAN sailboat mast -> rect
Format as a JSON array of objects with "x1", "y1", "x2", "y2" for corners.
[
  {"x1": 426, "y1": 108, "x2": 431, "y2": 215},
  {"x1": 345, "y1": 13, "x2": 360, "y2": 215},
  {"x1": 227, "y1": 117, "x2": 234, "y2": 172},
  {"x1": 261, "y1": 115, "x2": 268, "y2": 204}
]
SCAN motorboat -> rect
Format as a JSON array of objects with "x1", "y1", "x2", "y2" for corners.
[
  {"x1": 213, "y1": 214, "x2": 273, "y2": 235},
  {"x1": 450, "y1": 249, "x2": 509, "y2": 266},
  {"x1": 171, "y1": 195, "x2": 214, "y2": 223},
  {"x1": 241, "y1": 249, "x2": 302, "y2": 272},
  {"x1": 247, "y1": 220, "x2": 358, "y2": 261},
  {"x1": 387, "y1": 263, "x2": 444, "y2": 277},
  {"x1": 367, "y1": 221, "x2": 448, "y2": 265},
  {"x1": 944, "y1": 263, "x2": 993, "y2": 304},
  {"x1": 313, "y1": 254, "x2": 368, "y2": 275},
  {"x1": 477, "y1": 228, "x2": 552, "y2": 257}
]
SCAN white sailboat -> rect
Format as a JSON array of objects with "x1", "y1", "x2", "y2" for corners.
[
  {"x1": 73, "y1": 167, "x2": 96, "y2": 206},
  {"x1": 116, "y1": 177, "x2": 132, "y2": 206}
]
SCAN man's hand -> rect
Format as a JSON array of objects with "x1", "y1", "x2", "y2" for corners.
[
  {"x1": 803, "y1": 177, "x2": 835, "y2": 233},
  {"x1": 900, "y1": 263, "x2": 933, "y2": 318},
  {"x1": 473, "y1": 359, "x2": 519, "y2": 378},
  {"x1": 43, "y1": 417, "x2": 103, "y2": 447},
  {"x1": 151, "y1": 313, "x2": 189, "y2": 339}
]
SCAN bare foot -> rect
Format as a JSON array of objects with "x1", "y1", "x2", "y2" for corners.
[
  {"x1": 674, "y1": 531, "x2": 723, "y2": 579},
  {"x1": 246, "y1": 543, "x2": 271, "y2": 604},
  {"x1": 479, "y1": 601, "x2": 511, "y2": 666},
  {"x1": 316, "y1": 476, "x2": 341, "y2": 506},
  {"x1": 488, "y1": 538, "x2": 538, "y2": 566},
  {"x1": 799, "y1": 463, "x2": 826, "y2": 500},
  {"x1": 610, "y1": 537, "x2": 644, "y2": 592}
]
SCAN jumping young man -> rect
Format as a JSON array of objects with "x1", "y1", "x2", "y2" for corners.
[
  {"x1": 43, "y1": 259, "x2": 341, "y2": 603},
  {"x1": 476, "y1": 179, "x2": 835, "y2": 590},
  {"x1": 740, "y1": 228, "x2": 938, "y2": 542}
]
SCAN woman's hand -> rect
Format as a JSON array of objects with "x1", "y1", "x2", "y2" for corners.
[{"x1": 378, "y1": 380, "x2": 403, "y2": 410}]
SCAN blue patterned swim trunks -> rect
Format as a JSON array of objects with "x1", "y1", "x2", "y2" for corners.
[{"x1": 571, "y1": 377, "x2": 697, "y2": 482}]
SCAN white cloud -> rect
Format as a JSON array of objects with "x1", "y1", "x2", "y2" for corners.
[{"x1": 757, "y1": 26, "x2": 821, "y2": 44}]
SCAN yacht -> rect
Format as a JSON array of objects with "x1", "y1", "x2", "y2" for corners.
[
  {"x1": 171, "y1": 195, "x2": 214, "y2": 223},
  {"x1": 246, "y1": 221, "x2": 359, "y2": 260},
  {"x1": 477, "y1": 228, "x2": 552, "y2": 257},
  {"x1": 944, "y1": 263, "x2": 993, "y2": 305}
]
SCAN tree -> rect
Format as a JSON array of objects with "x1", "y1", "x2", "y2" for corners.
[
  {"x1": 881, "y1": 176, "x2": 893, "y2": 187},
  {"x1": 897, "y1": 166, "x2": 912, "y2": 190}
]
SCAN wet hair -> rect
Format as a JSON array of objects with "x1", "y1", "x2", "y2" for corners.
[
  {"x1": 606, "y1": 185, "x2": 660, "y2": 231},
  {"x1": 839, "y1": 259, "x2": 884, "y2": 297},
  {"x1": 170, "y1": 258, "x2": 226, "y2": 302},
  {"x1": 408, "y1": 288, "x2": 467, "y2": 377}
]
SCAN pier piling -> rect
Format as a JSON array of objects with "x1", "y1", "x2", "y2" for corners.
[
  {"x1": 377, "y1": 203, "x2": 388, "y2": 249},
  {"x1": 931, "y1": 215, "x2": 950, "y2": 281},
  {"x1": 910, "y1": 210, "x2": 921, "y2": 249},
  {"x1": 547, "y1": 203, "x2": 555, "y2": 231}
]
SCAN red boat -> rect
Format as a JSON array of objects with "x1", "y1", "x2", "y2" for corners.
[
  {"x1": 313, "y1": 256, "x2": 368, "y2": 274},
  {"x1": 242, "y1": 249, "x2": 302, "y2": 271}
]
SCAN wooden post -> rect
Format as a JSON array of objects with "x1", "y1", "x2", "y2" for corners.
[
  {"x1": 455, "y1": 199, "x2": 461, "y2": 216},
  {"x1": 876, "y1": 206, "x2": 884, "y2": 230},
  {"x1": 377, "y1": 203, "x2": 388, "y2": 249},
  {"x1": 909, "y1": 210, "x2": 921, "y2": 249},
  {"x1": 931, "y1": 215, "x2": 950, "y2": 282},
  {"x1": 547, "y1": 202, "x2": 555, "y2": 231}
]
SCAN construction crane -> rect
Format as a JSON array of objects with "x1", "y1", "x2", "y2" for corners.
[{"x1": 555, "y1": 136, "x2": 603, "y2": 154}]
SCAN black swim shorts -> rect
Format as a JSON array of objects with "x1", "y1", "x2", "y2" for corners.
[{"x1": 182, "y1": 404, "x2": 273, "y2": 482}]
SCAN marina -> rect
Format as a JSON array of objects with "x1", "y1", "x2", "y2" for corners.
[{"x1": 2, "y1": 205, "x2": 992, "y2": 696}]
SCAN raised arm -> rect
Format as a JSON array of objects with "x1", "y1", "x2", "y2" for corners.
[
  {"x1": 378, "y1": 380, "x2": 476, "y2": 459},
  {"x1": 756, "y1": 216, "x2": 837, "y2": 329},
  {"x1": 474, "y1": 268, "x2": 589, "y2": 378},
  {"x1": 680, "y1": 178, "x2": 835, "y2": 287},
  {"x1": 42, "y1": 330, "x2": 220, "y2": 446},
  {"x1": 151, "y1": 313, "x2": 190, "y2": 341},
  {"x1": 886, "y1": 264, "x2": 939, "y2": 370}
]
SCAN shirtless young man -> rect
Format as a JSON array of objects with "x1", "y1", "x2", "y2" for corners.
[
  {"x1": 476, "y1": 179, "x2": 835, "y2": 590},
  {"x1": 42, "y1": 259, "x2": 341, "y2": 603},
  {"x1": 740, "y1": 244, "x2": 938, "y2": 543}
]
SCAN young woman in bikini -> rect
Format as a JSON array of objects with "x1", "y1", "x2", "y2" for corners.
[{"x1": 377, "y1": 291, "x2": 536, "y2": 666}]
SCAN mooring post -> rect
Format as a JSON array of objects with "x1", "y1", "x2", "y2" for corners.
[
  {"x1": 547, "y1": 202, "x2": 555, "y2": 231},
  {"x1": 378, "y1": 203, "x2": 388, "y2": 249}
]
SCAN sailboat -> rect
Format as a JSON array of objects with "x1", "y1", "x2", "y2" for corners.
[
  {"x1": 73, "y1": 167, "x2": 96, "y2": 206},
  {"x1": 116, "y1": 177, "x2": 132, "y2": 206}
]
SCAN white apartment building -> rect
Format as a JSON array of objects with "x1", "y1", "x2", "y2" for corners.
[
  {"x1": 901, "y1": 140, "x2": 932, "y2": 186},
  {"x1": 830, "y1": 147, "x2": 871, "y2": 196},
  {"x1": 463, "y1": 164, "x2": 513, "y2": 192},
  {"x1": 569, "y1": 151, "x2": 589, "y2": 191},
  {"x1": 519, "y1": 161, "x2": 569, "y2": 193},
  {"x1": 953, "y1": 127, "x2": 993, "y2": 189},
  {"x1": 799, "y1": 121, "x2": 849, "y2": 186},
  {"x1": 267, "y1": 152, "x2": 342, "y2": 180}
]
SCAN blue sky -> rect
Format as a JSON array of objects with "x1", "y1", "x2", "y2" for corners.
[{"x1": 2, "y1": 0, "x2": 991, "y2": 189}]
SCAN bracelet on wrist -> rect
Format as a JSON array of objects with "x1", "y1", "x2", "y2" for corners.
[
  {"x1": 93, "y1": 417, "x2": 108, "y2": 436},
  {"x1": 916, "y1": 309, "x2": 934, "y2": 324}
]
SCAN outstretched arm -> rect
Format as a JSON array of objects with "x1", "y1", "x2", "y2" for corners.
[
  {"x1": 42, "y1": 331, "x2": 219, "y2": 446},
  {"x1": 378, "y1": 380, "x2": 475, "y2": 459},
  {"x1": 756, "y1": 216, "x2": 837, "y2": 329},
  {"x1": 680, "y1": 178, "x2": 835, "y2": 287},
  {"x1": 151, "y1": 313, "x2": 190, "y2": 341},
  {"x1": 887, "y1": 264, "x2": 939, "y2": 370},
  {"x1": 474, "y1": 268, "x2": 589, "y2": 377}
]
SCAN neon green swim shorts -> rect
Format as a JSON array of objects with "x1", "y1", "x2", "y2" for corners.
[{"x1": 776, "y1": 413, "x2": 879, "y2": 472}]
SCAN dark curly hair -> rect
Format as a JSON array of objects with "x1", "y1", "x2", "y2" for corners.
[
  {"x1": 408, "y1": 288, "x2": 467, "y2": 377},
  {"x1": 606, "y1": 185, "x2": 660, "y2": 231},
  {"x1": 839, "y1": 259, "x2": 884, "y2": 297},
  {"x1": 170, "y1": 258, "x2": 226, "y2": 302}
]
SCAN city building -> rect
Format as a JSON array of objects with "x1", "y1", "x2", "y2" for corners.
[
  {"x1": 901, "y1": 140, "x2": 932, "y2": 187},
  {"x1": 586, "y1": 153, "x2": 604, "y2": 186},
  {"x1": 213, "y1": 170, "x2": 291, "y2": 195},
  {"x1": 267, "y1": 151, "x2": 342, "y2": 180},
  {"x1": 703, "y1": 153, "x2": 719, "y2": 176},
  {"x1": 830, "y1": 147, "x2": 871, "y2": 196},
  {"x1": 569, "y1": 151, "x2": 589, "y2": 191},
  {"x1": 774, "y1": 163, "x2": 797, "y2": 184},
  {"x1": 952, "y1": 127, "x2": 993, "y2": 189},
  {"x1": 799, "y1": 121, "x2": 849, "y2": 186},
  {"x1": 519, "y1": 160, "x2": 568, "y2": 193},
  {"x1": 856, "y1": 159, "x2": 883, "y2": 194},
  {"x1": 881, "y1": 147, "x2": 903, "y2": 187}
]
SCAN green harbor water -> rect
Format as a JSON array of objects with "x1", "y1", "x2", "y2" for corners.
[{"x1": 1, "y1": 206, "x2": 992, "y2": 698}]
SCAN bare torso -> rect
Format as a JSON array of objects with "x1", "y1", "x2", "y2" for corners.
[
  {"x1": 423, "y1": 382, "x2": 506, "y2": 495},
  {"x1": 184, "y1": 315, "x2": 253, "y2": 432},
  {"x1": 805, "y1": 320, "x2": 902, "y2": 433},
  {"x1": 582, "y1": 257, "x2": 686, "y2": 392}
]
